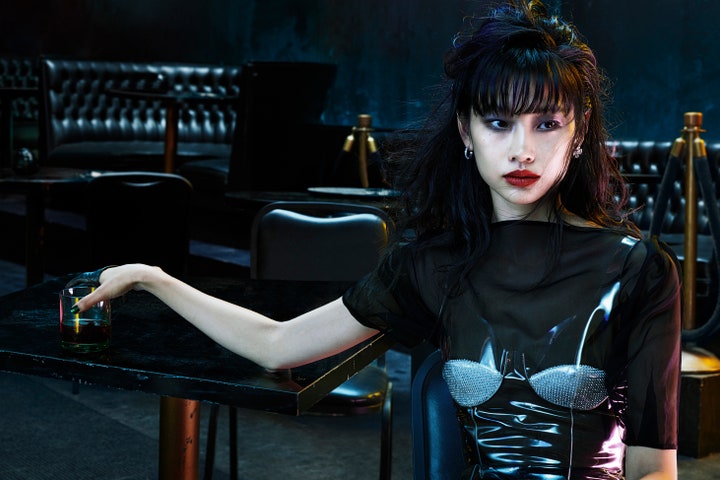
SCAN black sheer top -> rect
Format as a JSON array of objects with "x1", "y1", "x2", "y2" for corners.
[{"x1": 343, "y1": 221, "x2": 681, "y2": 479}]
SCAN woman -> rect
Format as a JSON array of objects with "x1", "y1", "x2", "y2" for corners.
[{"x1": 72, "y1": 1, "x2": 681, "y2": 478}]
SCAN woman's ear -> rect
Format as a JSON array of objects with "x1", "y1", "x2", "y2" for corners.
[
  {"x1": 581, "y1": 108, "x2": 591, "y2": 139},
  {"x1": 573, "y1": 108, "x2": 591, "y2": 153},
  {"x1": 457, "y1": 114, "x2": 471, "y2": 147}
]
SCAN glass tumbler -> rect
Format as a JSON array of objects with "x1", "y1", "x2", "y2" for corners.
[{"x1": 59, "y1": 286, "x2": 111, "y2": 353}]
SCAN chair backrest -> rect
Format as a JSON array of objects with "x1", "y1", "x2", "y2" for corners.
[
  {"x1": 250, "y1": 201, "x2": 392, "y2": 281},
  {"x1": 84, "y1": 171, "x2": 193, "y2": 276},
  {"x1": 411, "y1": 349, "x2": 465, "y2": 480},
  {"x1": 226, "y1": 61, "x2": 338, "y2": 192}
]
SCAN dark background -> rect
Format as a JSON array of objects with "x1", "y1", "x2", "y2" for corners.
[{"x1": 2, "y1": 0, "x2": 718, "y2": 141}]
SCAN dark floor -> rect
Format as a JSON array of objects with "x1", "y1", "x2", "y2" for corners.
[
  {"x1": 0, "y1": 195, "x2": 719, "y2": 478},
  {"x1": 0, "y1": 255, "x2": 414, "y2": 480}
]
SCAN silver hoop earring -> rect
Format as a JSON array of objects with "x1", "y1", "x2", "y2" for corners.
[
  {"x1": 464, "y1": 146, "x2": 474, "y2": 160},
  {"x1": 572, "y1": 146, "x2": 583, "y2": 159}
]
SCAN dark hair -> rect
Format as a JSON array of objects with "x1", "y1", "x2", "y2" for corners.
[{"x1": 387, "y1": 0, "x2": 639, "y2": 278}]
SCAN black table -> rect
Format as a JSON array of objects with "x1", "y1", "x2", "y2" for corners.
[
  {"x1": 225, "y1": 188, "x2": 401, "y2": 214},
  {"x1": 106, "y1": 88, "x2": 238, "y2": 174},
  {"x1": 0, "y1": 167, "x2": 96, "y2": 286},
  {"x1": 0, "y1": 275, "x2": 392, "y2": 479}
]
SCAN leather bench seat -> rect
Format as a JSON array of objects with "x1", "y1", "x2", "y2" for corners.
[
  {"x1": 38, "y1": 58, "x2": 242, "y2": 172},
  {"x1": 46, "y1": 140, "x2": 231, "y2": 171}
]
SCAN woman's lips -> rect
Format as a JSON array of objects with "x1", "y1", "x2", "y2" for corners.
[{"x1": 504, "y1": 170, "x2": 540, "y2": 187}]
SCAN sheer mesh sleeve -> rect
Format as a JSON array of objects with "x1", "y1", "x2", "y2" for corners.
[
  {"x1": 343, "y1": 244, "x2": 445, "y2": 348},
  {"x1": 618, "y1": 238, "x2": 682, "y2": 449}
]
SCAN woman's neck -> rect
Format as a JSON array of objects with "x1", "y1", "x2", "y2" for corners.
[
  {"x1": 491, "y1": 200, "x2": 554, "y2": 223},
  {"x1": 491, "y1": 203, "x2": 596, "y2": 228}
]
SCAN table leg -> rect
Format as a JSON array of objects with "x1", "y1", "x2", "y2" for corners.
[
  {"x1": 164, "y1": 103, "x2": 179, "y2": 174},
  {"x1": 24, "y1": 192, "x2": 45, "y2": 286},
  {"x1": 159, "y1": 396, "x2": 200, "y2": 480}
]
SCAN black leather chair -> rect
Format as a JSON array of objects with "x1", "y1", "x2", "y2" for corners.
[
  {"x1": 250, "y1": 201, "x2": 391, "y2": 281},
  {"x1": 178, "y1": 61, "x2": 339, "y2": 200},
  {"x1": 204, "y1": 201, "x2": 394, "y2": 480},
  {"x1": 84, "y1": 171, "x2": 193, "y2": 277},
  {"x1": 411, "y1": 349, "x2": 465, "y2": 480}
]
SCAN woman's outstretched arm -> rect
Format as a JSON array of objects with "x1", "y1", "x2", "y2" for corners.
[{"x1": 71, "y1": 264, "x2": 380, "y2": 370}]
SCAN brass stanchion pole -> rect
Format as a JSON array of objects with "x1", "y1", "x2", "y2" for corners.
[
  {"x1": 661, "y1": 113, "x2": 720, "y2": 458},
  {"x1": 343, "y1": 113, "x2": 377, "y2": 188},
  {"x1": 682, "y1": 112, "x2": 702, "y2": 330},
  {"x1": 673, "y1": 112, "x2": 720, "y2": 373}
]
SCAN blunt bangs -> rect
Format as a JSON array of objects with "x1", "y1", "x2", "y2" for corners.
[{"x1": 471, "y1": 47, "x2": 581, "y2": 118}]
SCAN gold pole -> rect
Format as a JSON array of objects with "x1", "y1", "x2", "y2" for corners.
[
  {"x1": 343, "y1": 113, "x2": 377, "y2": 188},
  {"x1": 677, "y1": 112, "x2": 720, "y2": 373},
  {"x1": 682, "y1": 112, "x2": 703, "y2": 330}
]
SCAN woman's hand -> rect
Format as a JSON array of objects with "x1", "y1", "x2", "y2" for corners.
[{"x1": 71, "y1": 264, "x2": 164, "y2": 314}]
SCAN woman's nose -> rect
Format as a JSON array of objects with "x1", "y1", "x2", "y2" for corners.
[{"x1": 509, "y1": 128, "x2": 535, "y2": 164}]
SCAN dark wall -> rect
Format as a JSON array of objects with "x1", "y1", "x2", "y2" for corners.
[
  {"x1": 564, "y1": 0, "x2": 720, "y2": 142},
  {"x1": 2, "y1": 0, "x2": 500, "y2": 129},
  {"x1": 11, "y1": 0, "x2": 706, "y2": 143}
]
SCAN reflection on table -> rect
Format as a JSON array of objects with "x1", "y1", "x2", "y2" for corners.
[
  {"x1": 106, "y1": 88, "x2": 238, "y2": 173},
  {"x1": 225, "y1": 187, "x2": 401, "y2": 214},
  {"x1": 0, "y1": 167, "x2": 96, "y2": 286},
  {"x1": 0, "y1": 275, "x2": 392, "y2": 480}
]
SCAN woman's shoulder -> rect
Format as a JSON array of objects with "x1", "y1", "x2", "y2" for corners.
[
  {"x1": 626, "y1": 235, "x2": 681, "y2": 269},
  {"x1": 616, "y1": 235, "x2": 682, "y2": 299},
  {"x1": 563, "y1": 223, "x2": 678, "y2": 266}
]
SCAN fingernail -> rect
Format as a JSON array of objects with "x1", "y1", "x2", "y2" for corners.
[{"x1": 70, "y1": 305, "x2": 79, "y2": 314}]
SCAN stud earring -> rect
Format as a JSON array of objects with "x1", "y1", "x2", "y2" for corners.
[
  {"x1": 464, "y1": 146, "x2": 474, "y2": 160},
  {"x1": 572, "y1": 146, "x2": 583, "y2": 159}
]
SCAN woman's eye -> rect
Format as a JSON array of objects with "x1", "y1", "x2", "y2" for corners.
[
  {"x1": 485, "y1": 119, "x2": 509, "y2": 130},
  {"x1": 538, "y1": 120, "x2": 561, "y2": 130}
]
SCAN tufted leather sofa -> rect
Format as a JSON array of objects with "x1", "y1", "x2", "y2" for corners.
[
  {"x1": 610, "y1": 139, "x2": 720, "y2": 234},
  {"x1": 38, "y1": 57, "x2": 242, "y2": 171},
  {"x1": 612, "y1": 139, "x2": 720, "y2": 324},
  {"x1": 0, "y1": 56, "x2": 39, "y2": 122},
  {"x1": 0, "y1": 56, "x2": 40, "y2": 164}
]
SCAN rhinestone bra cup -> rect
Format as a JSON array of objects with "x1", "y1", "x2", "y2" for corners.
[{"x1": 442, "y1": 359, "x2": 608, "y2": 410}]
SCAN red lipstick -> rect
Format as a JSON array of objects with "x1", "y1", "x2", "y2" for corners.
[{"x1": 504, "y1": 169, "x2": 540, "y2": 187}]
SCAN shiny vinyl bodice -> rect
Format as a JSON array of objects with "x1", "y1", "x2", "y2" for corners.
[{"x1": 344, "y1": 221, "x2": 681, "y2": 479}]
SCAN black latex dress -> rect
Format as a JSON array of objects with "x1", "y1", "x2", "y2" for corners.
[{"x1": 343, "y1": 221, "x2": 681, "y2": 479}]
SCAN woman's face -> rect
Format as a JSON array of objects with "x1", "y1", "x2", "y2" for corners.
[{"x1": 458, "y1": 108, "x2": 578, "y2": 222}]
